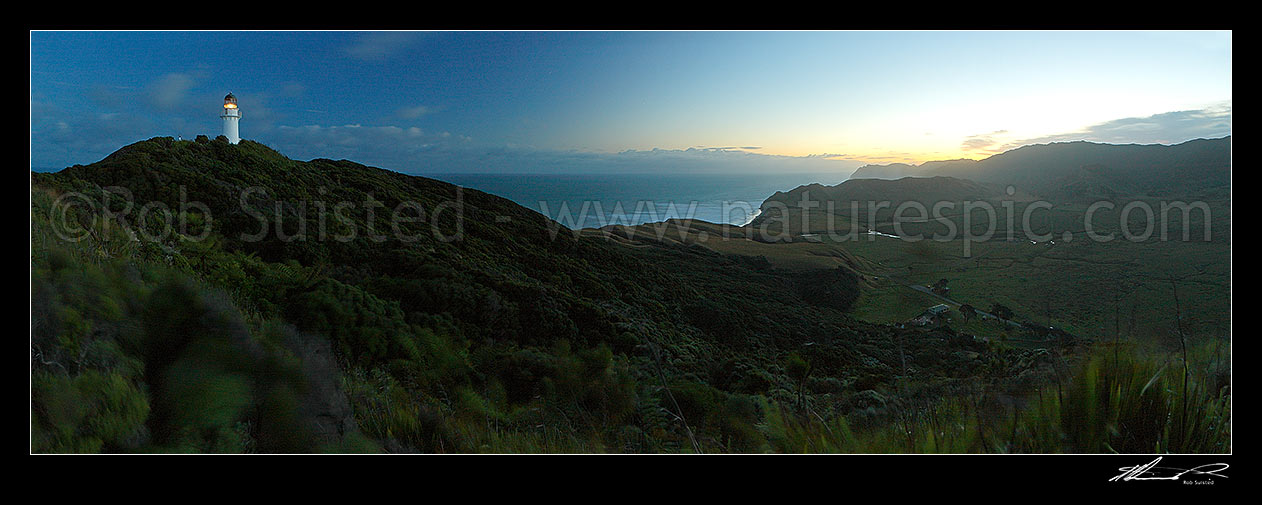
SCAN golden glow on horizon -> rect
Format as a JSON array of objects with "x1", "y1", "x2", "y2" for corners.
[
  {"x1": 744, "y1": 139, "x2": 992, "y2": 165},
  {"x1": 573, "y1": 98, "x2": 1230, "y2": 166}
]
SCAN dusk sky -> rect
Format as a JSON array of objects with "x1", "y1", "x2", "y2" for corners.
[{"x1": 31, "y1": 31, "x2": 1232, "y2": 174}]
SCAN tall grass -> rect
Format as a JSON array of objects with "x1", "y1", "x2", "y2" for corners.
[
  {"x1": 761, "y1": 342, "x2": 1230, "y2": 453},
  {"x1": 1016, "y1": 341, "x2": 1229, "y2": 453}
]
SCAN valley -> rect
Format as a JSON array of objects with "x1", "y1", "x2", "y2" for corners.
[{"x1": 599, "y1": 138, "x2": 1232, "y2": 352}]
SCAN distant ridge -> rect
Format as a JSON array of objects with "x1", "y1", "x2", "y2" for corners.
[
  {"x1": 849, "y1": 159, "x2": 978, "y2": 181},
  {"x1": 847, "y1": 136, "x2": 1231, "y2": 199},
  {"x1": 760, "y1": 175, "x2": 1029, "y2": 214}
]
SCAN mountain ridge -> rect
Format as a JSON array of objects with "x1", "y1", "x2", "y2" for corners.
[{"x1": 847, "y1": 136, "x2": 1231, "y2": 199}]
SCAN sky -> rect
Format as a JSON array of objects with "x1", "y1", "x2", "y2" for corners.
[{"x1": 30, "y1": 30, "x2": 1232, "y2": 175}]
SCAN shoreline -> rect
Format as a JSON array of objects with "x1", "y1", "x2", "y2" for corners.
[{"x1": 739, "y1": 207, "x2": 762, "y2": 227}]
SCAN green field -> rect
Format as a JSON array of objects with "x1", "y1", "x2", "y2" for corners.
[
  {"x1": 613, "y1": 200, "x2": 1230, "y2": 348},
  {"x1": 838, "y1": 234, "x2": 1230, "y2": 341}
]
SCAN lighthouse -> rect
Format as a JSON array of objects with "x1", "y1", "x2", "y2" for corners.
[{"x1": 220, "y1": 93, "x2": 241, "y2": 144}]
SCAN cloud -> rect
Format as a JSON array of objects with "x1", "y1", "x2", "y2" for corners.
[
  {"x1": 281, "y1": 82, "x2": 307, "y2": 98},
  {"x1": 149, "y1": 73, "x2": 198, "y2": 110},
  {"x1": 87, "y1": 84, "x2": 129, "y2": 109},
  {"x1": 690, "y1": 146, "x2": 762, "y2": 151},
  {"x1": 395, "y1": 105, "x2": 433, "y2": 119},
  {"x1": 272, "y1": 124, "x2": 466, "y2": 163},
  {"x1": 803, "y1": 153, "x2": 851, "y2": 159},
  {"x1": 265, "y1": 123, "x2": 864, "y2": 176},
  {"x1": 1003, "y1": 105, "x2": 1231, "y2": 149},
  {"x1": 949, "y1": 105, "x2": 1230, "y2": 163},
  {"x1": 32, "y1": 77, "x2": 294, "y2": 168},
  {"x1": 31, "y1": 99, "x2": 159, "y2": 169},
  {"x1": 960, "y1": 130, "x2": 1010, "y2": 154},
  {"x1": 226, "y1": 91, "x2": 279, "y2": 126},
  {"x1": 343, "y1": 32, "x2": 421, "y2": 61}
]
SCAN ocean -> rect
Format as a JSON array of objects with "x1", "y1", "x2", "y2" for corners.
[{"x1": 425, "y1": 173, "x2": 848, "y2": 230}]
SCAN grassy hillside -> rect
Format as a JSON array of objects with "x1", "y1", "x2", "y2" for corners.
[
  {"x1": 752, "y1": 176, "x2": 1037, "y2": 239},
  {"x1": 32, "y1": 136, "x2": 1085, "y2": 453},
  {"x1": 739, "y1": 151, "x2": 1230, "y2": 347}
]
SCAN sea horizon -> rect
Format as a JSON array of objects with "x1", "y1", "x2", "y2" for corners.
[{"x1": 422, "y1": 172, "x2": 850, "y2": 229}]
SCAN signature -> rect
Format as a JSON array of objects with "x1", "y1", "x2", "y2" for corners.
[{"x1": 1110, "y1": 457, "x2": 1229, "y2": 482}]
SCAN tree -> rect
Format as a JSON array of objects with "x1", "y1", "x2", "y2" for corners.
[
  {"x1": 959, "y1": 304, "x2": 977, "y2": 323},
  {"x1": 989, "y1": 302, "x2": 1014, "y2": 321},
  {"x1": 784, "y1": 352, "x2": 812, "y2": 411}
]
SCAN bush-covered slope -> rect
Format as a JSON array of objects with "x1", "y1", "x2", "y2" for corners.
[{"x1": 31, "y1": 136, "x2": 1071, "y2": 453}]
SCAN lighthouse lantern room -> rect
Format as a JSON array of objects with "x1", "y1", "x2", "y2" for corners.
[{"x1": 221, "y1": 93, "x2": 241, "y2": 144}]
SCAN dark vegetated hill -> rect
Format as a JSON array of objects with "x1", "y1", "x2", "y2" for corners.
[
  {"x1": 847, "y1": 137, "x2": 1231, "y2": 200},
  {"x1": 31, "y1": 137, "x2": 1068, "y2": 452},
  {"x1": 762, "y1": 175, "x2": 1023, "y2": 211},
  {"x1": 750, "y1": 175, "x2": 1036, "y2": 238},
  {"x1": 849, "y1": 159, "x2": 979, "y2": 180}
]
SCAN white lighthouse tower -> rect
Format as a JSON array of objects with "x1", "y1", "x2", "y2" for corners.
[{"x1": 220, "y1": 92, "x2": 241, "y2": 144}]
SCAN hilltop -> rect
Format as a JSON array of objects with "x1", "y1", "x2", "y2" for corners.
[
  {"x1": 849, "y1": 159, "x2": 980, "y2": 181},
  {"x1": 762, "y1": 175, "x2": 1028, "y2": 211},
  {"x1": 848, "y1": 136, "x2": 1231, "y2": 200},
  {"x1": 748, "y1": 175, "x2": 1036, "y2": 239}
]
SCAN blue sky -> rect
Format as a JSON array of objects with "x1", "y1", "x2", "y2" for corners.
[{"x1": 31, "y1": 31, "x2": 1231, "y2": 174}]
